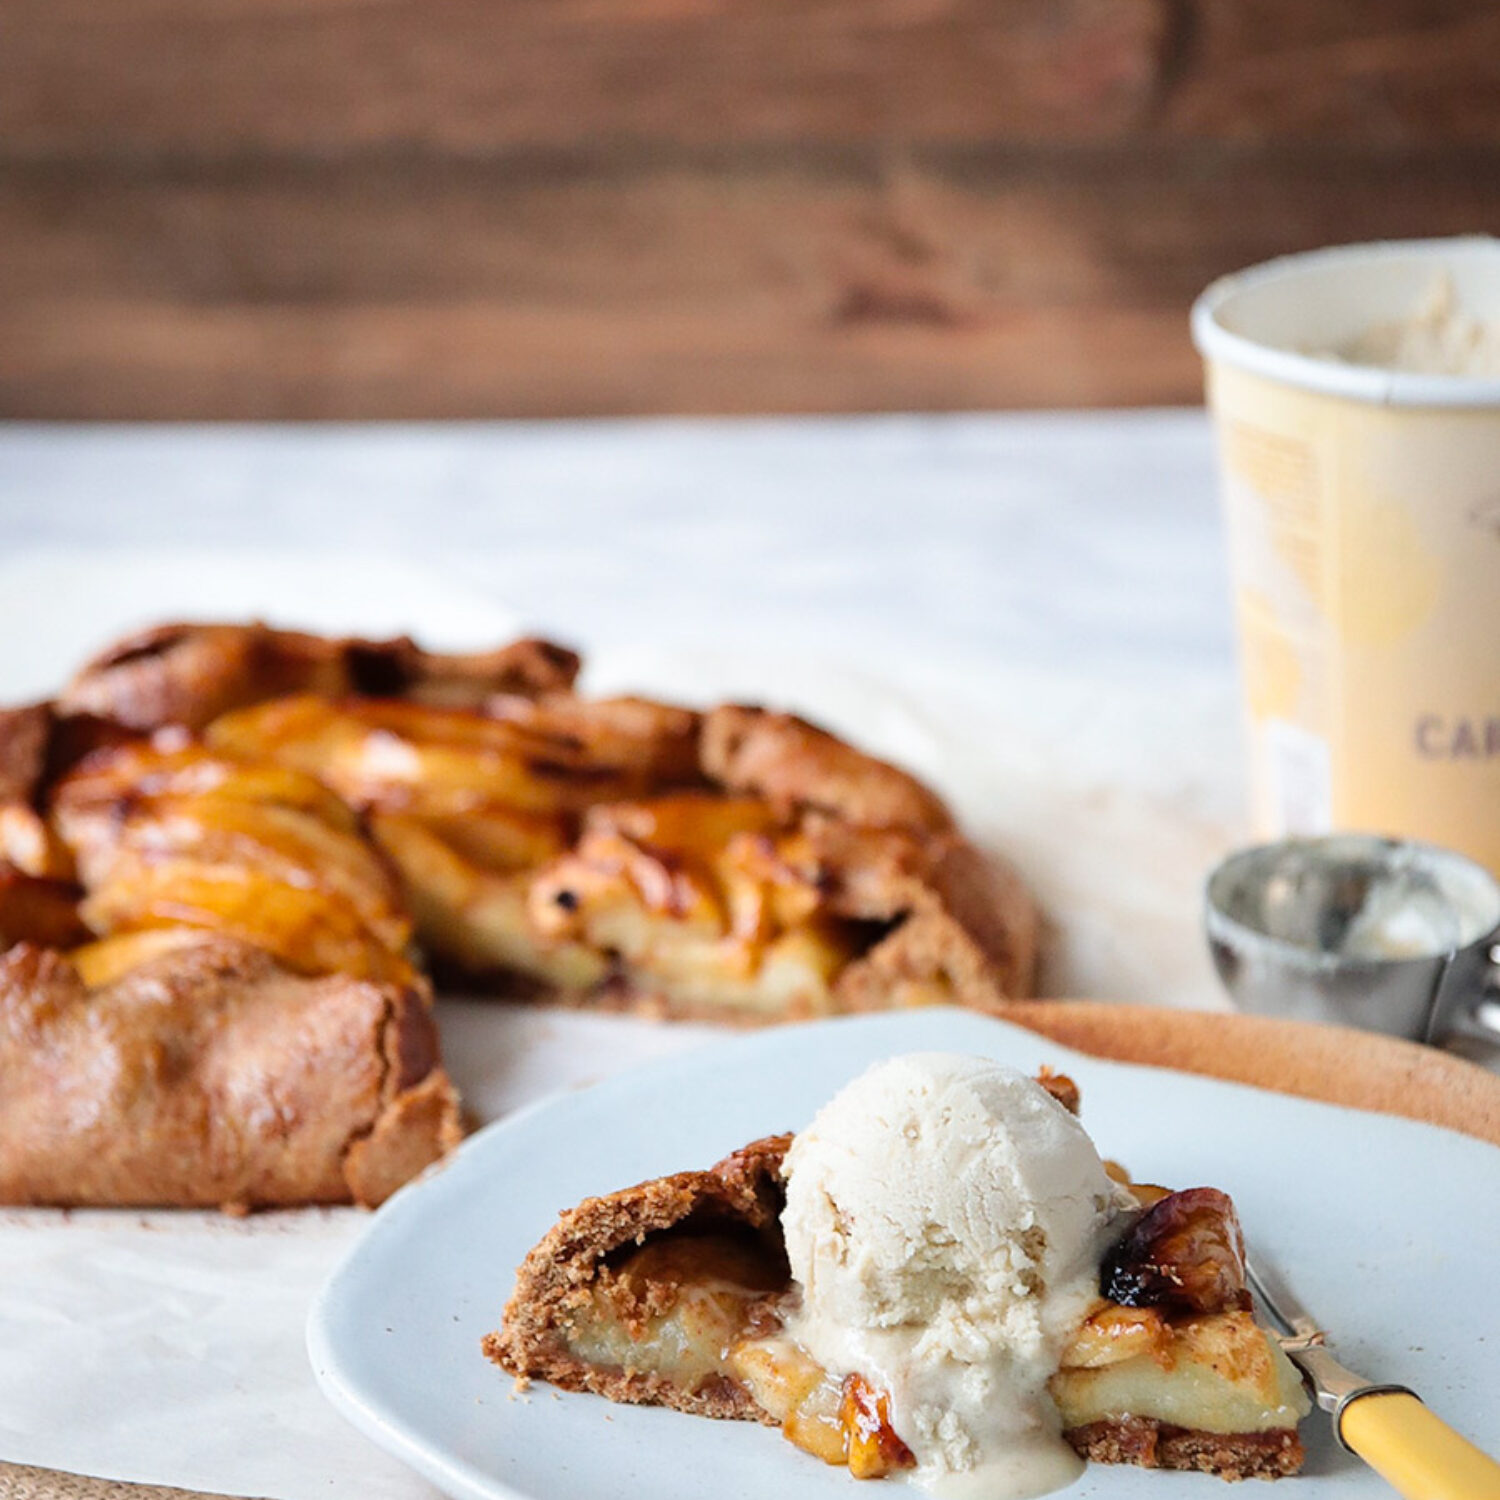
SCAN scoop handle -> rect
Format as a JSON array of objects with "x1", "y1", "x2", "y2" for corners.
[{"x1": 1339, "y1": 1390, "x2": 1500, "y2": 1500}]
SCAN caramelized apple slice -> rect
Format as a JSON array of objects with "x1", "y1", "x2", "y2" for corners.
[
  {"x1": 69, "y1": 927, "x2": 223, "y2": 987},
  {"x1": 74, "y1": 797, "x2": 409, "y2": 950},
  {"x1": 391, "y1": 807, "x2": 568, "y2": 873},
  {"x1": 533, "y1": 795, "x2": 852, "y2": 974},
  {"x1": 584, "y1": 795, "x2": 827, "y2": 938},
  {"x1": 730, "y1": 1337, "x2": 915, "y2": 1476},
  {"x1": 370, "y1": 812, "x2": 607, "y2": 989},
  {"x1": 717, "y1": 827, "x2": 827, "y2": 939},
  {"x1": 51, "y1": 736, "x2": 417, "y2": 985},
  {"x1": 730, "y1": 1337, "x2": 838, "y2": 1451},
  {"x1": 54, "y1": 740, "x2": 411, "y2": 951},
  {"x1": 1102, "y1": 1159, "x2": 1172, "y2": 1208},
  {"x1": 557, "y1": 1234, "x2": 785, "y2": 1395},
  {"x1": 841, "y1": 1374, "x2": 916, "y2": 1479},
  {"x1": 1053, "y1": 1310, "x2": 1311, "y2": 1437},
  {"x1": 529, "y1": 806, "x2": 857, "y2": 1016},
  {"x1": 1061, "y1": 1302, "x2": 1171, "y2": 1370},
  {"x1": 79, "y1": 863, "x2": 413, "y2": 985},
  {"x1": 1100, "y1": 1188, "x2": 1251, "y2": 1316},
  {"x1": 54, "y1": 742, "x2": 361, "y2": 840},
  {"x1": 1036, "y1": 1067, "x2": 1081, "y2": 1116},
  {"x1": 585, "y1": 793, "x2": 778, "y2": 852},
  {"x1": 782, "y1": 1369, "x2": 851, "y2": 1466},
  {"x1": 531, "y1": 826, "x2": 733, "y2": 946},
  {"x1": 206, "y1": 695, "x2": 691, "y2": 816}
]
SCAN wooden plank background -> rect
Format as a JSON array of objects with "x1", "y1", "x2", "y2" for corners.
[{"x1": 3, "y1": 0, "x2": 1499, "y2": 418}]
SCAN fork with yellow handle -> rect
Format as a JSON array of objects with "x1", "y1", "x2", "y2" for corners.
[{"x1": 1247, "y1": 1255, "x2": 1500, "y2": 1500}]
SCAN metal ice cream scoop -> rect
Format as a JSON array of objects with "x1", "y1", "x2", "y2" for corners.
[{"x1": 1204, "y1": 834, "x2": 1500, "y2": 1051}]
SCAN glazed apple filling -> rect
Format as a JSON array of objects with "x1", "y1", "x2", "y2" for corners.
[
  {"x1": 1051, "y1": 1306, "x2": 1309, "y2": 1435},
  {"x1": 40, "y1": 691, "x2": 966, "y2": 1017},
  {"x1": 556, "y1": 1232, "x2": 915, "y2": 1479},
  {"x1": 51, "y1": 741, "x2": 417, "y2": 987},
  {"x1": 732, "y1": 1299, "x2": 1306, "y2": 1469},
  {"x1": 528, "y1": 796, "x2": 863, "y2": 1016},
  {"x1": 557, "y1": 1233, "x2": 786, "y2": 1391},
  {"x1": 199, "y1": 697, "x2": 883, "y2": 1014},
  {"x1": 730, "y1": 1335, "x2": 916, "y2": 1477}
]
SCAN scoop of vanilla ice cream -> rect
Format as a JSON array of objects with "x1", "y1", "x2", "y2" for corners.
[
  {"x1": 783, "y1": 1052, "x2": 1119, "y2": 1334},
  {"x1": 780, "y1": 1053, "x2": 1132, "y2": 1499}
]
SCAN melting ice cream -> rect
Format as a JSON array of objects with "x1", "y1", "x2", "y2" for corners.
[{"x1": 779, "y1": 1053, "x2": 1134, "y2": 1499}]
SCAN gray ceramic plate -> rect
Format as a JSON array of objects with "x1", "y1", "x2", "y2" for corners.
[{"x1": 308, "y1": 1008, "x2": 1500, "y2": 1499}]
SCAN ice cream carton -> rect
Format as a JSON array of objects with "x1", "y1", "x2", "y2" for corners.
[{"x1": 1192, "y1": 238, "x2": 1500, "y2": 876}]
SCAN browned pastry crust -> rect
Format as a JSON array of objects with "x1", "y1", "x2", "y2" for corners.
[
  {"x1": 699, "y1": 710, "x2": 1036, "y2": 1005},
  {"x1": 0, "y1": 702, "x2": 50, "y2": 807},
  {"x1": 489, "y1": 692, "x2": 706, "y2": 791},
  {"x1": 1065, "y1": 1418, "x2": 1305, "y2": 1480},
  {"x1": 0, "y1": 704, "x2": 79, "y2": 879},
  {"x1": 805, "y1": 816, "x2": 1037, "y2": 1012},
  {"x1": 0, "y1": 937, "x2": 460, "y2": 1210},
  {"x1": 702, "y1": 705, "x2": 953, "y2": 833},
  {"x1": 483, "y1": 1136, "x2": 791, "y2": 1421},
  {"x1": 59, "y1": 622, "x2": 580, "y2": 732}
]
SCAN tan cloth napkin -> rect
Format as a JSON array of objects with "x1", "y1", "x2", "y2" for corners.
[{"x1": 0, "y1": 1466, "x2": 260, "y2": 1500}]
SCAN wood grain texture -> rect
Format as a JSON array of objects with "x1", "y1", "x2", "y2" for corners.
[
  {"x1": 1161, "y1": 2, "x2": 1500, "y2": 144},
  {"x1": 3, "y1": 0, "x2": 1500, "y2": 416},
  {"x1": 996, "y1": 1000, "x2": 1500, "y2": 1149},
  {"x1": 0, "y1": 0, "x2": 1170, "y2": 155},
  {"x1": 5, "y1": 144, "x2": 1497, "y2": 418},
  {"x1": 8, "y1": 0, "x2": 1500, "y2": 156}
]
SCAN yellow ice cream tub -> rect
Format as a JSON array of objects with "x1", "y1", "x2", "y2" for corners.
[{"x1": 1192, "y1": 238, "x2": 1500, "y2": 876}]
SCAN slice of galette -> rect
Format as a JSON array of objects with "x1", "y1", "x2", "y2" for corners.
[{"x1": 485, "y1": 1060, "x2": 1310, "y2": 1492}]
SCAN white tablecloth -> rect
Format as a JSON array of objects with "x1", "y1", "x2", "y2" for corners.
[{"x1": 0, "y1": 412, "x2": 1244, "y2": 1497}]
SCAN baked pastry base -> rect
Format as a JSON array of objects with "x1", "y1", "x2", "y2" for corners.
[{"x1": 1067, "y1": 1418, "x2": 1305, "y2": 1480}]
